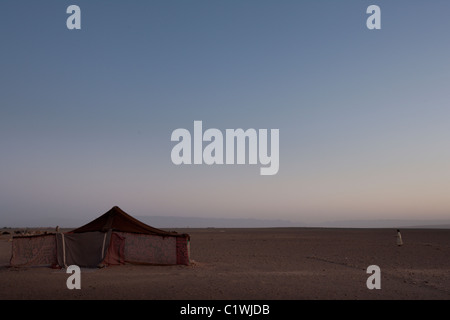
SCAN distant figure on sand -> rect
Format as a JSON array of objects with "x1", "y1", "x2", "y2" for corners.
[{"x1": 396, "y1": 229, "x2": 403, "y2": 246}]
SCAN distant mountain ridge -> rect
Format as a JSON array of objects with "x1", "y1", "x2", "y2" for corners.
[
  {"x1": 136, "y1": 216, "x2": 293, "y2": 228},
  {"x1": 3, "y1": 215, "x2": 450, "y2": 229},
  {"x1": 313, "y1": 219, "x2": 450, "y2": 229}
]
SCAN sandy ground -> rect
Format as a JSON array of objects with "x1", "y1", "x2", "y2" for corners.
[{"x1": 0, "y1": 228, "x2": 449, "y2": 300}]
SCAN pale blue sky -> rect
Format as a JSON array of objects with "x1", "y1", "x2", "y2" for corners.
[{"x1": 1, "y1": 1, "x2": 450, "y2": 226}]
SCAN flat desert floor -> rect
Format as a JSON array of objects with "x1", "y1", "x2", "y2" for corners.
[{"x1": 1, "y1": 228, "x2": 450, "y2": 300}]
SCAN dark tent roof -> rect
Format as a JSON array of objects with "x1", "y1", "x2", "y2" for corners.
[{"x1": 71, "y1": 206, "x2": 187, "y2": 238}]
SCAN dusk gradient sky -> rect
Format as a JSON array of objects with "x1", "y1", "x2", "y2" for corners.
[{"x1": 1, "y1": 1, "x2": 450, "y2": 227}]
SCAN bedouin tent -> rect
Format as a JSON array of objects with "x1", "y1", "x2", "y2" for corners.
[{"x1": 10, "y1": 206, "x2": 190, "y2": 268}]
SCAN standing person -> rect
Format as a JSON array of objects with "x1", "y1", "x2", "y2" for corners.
[{"x1": 396, "y1": 229, "x2": 403, "y2": 246}]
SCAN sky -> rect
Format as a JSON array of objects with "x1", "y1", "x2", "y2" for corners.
[{"x1": 1, "y1": 1, "x2": 450, "y2": 227}]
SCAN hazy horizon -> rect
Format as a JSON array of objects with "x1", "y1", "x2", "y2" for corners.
[
  {"x1": 1, "y1": 1, "x2": 450, "y2": 228},
  {"x1": 2, "y1": 209, "x2": 450, "y2": 229}
]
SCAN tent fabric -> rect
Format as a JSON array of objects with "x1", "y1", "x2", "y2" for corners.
[
  {"x1": 10, "y1": 234, "x2": 57, "y2": 267},
  {"x1": 56, "y1": 231, "x2": 111, "y2": 268},
  {"x1": 10, "y1": 207, "x2": 190, "y2": 267},
  {"x1": 176, "y1": 237, "x2": 190, "y2": 266},
  {"x1": 71, "y1": 206, "x2": 188, "y2": 239},
  {"x1": 102, "y1": 232, "x2": 125, "y2": 265},
  {"x1": 115, "y1": 232, "x2": 177, "y2": 265}
]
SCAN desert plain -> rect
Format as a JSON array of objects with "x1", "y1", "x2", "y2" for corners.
[{"x1": 0, "y1": 227, "x2": 449, "y2": 300}]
